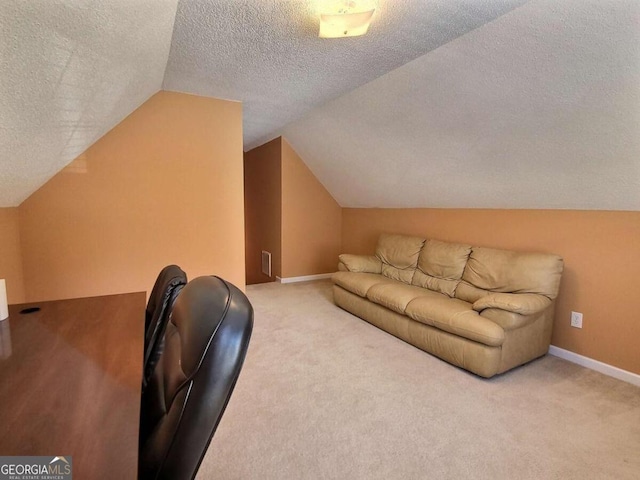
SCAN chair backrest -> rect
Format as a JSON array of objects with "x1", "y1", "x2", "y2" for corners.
[
  {"x1": 143, "y1": 265, "x2": 188, "y2": 386},
  {"x1": 139, "y1": 276, "x2": 254, "y2": 480}
]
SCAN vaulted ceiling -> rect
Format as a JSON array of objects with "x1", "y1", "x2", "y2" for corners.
[
  {"x1": 281, "y1": 0, "x2": 640, "y2": 209},
  {"x1": 0, "y1": 0, "x2": 179, "y2": 206},
  {"x1": 1, "y1": 0, "x2": 639, "y2": 210}
]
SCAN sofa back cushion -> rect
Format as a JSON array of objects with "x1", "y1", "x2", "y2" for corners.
[
  {"x1": 456, "y1": 247, "x2": 564, "y2": 303},
  {"x1": 411, "y1": 239, "x2": 471, "y2": 297},
  {"x1": 375, "y1": 234, "x2": 425, "y2": 284}
]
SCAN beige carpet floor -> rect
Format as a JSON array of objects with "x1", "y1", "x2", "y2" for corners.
[{"x1": 198, "y1": 280, "x2": 640, "y2": 479}]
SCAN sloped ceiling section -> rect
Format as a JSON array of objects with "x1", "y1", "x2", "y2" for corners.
[
  {"x1": 163, "y1": 0, "x2": 528, "y2": 151},
  {"x1": 0, "y1": 0, "x2": 179, "y2": 207},
  {"x1": 282, "y1": 0, "x2": 640, "y2": 210}
]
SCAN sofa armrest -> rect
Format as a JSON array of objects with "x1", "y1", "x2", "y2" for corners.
[
  {"x1": 472, "y1": 292, "x2": 551, "y2": 316},
  {"x1": 479, "y1": 308, "x2": 534, "y2": 331},
  {"x1": 338, "y1": 254, "x2": 382, "y2": 274}
]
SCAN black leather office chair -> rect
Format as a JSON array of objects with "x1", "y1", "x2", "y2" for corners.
[
  {"x1": 138, "y1": 275, "x2": 254, "y2": 480},
  {"x1": 143, "y1": 265, "x2": 188, "y2": 387}
]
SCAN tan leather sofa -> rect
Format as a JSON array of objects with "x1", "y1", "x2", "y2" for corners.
[{"x1": 332, "y1": 234, "x2": 564, "y2": 378}]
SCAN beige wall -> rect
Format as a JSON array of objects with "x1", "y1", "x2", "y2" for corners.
[
  {"x1": 281, "y1": 139, "x2": 342, "y2": 278},
  {"x1": 19, "y1": 91, "x2": 245, "y2": 302},
  {"x1": 243, "y1": 137, "x2": 342, "y2": 283},
  {"x1": 341, "y1": 208, "x2": 640, "y2": 375},
  {"x1": 0, "y1": 208, "x2": 26, "y2": 303},
  {"x1": 244, "y1": 138, "x2": 282, "y2": 284}
]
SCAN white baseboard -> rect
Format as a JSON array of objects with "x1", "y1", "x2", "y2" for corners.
[
  {"x1": 548, "y1": 345, "x2": 640, "y2": 387},
  {"x1": 276, "y1": 273, "x2": 334, "y2": 284}
]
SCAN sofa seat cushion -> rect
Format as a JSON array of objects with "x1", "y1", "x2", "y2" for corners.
[
  {"x1": 332, "y1": 272, "x2": 391, "y2": 298},
  {"x1": 405, "y1": 296, "x2": 505, "y2": 347},
  {"x1": 366, "y1": 282, "x2": 446, "y2": 315}
]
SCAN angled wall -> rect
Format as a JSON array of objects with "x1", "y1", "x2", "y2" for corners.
[
  {"x1": 19, "y1": 91, "x2": 245, "y2": 302},
  {"x1": 0, "y1": 208, "x2": 25, "y2": 303},
  {"x1": 341, "y1": 208, "x2": 640, "y2": 375},
  {"x1": 244, "y1": 137, "x2": 342, "y2": 284},
  {"x1": 281, "y1": 139, "x2": 342, "y2": 279},
  {"x1": 244, "y1": 138, "x2": 282, "y2": 284}
]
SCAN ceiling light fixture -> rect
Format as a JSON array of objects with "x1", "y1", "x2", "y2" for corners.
[{"x1": 319, "y1": 1, "x2": 376, "y2": 38}]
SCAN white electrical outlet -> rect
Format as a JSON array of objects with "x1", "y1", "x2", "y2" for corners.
[{"x1": 570, "y1": 311, "x2": 583, "y2": 328}]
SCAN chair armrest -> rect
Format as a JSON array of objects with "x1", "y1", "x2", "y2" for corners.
[
  {"x1": 472, "y1": 292, "x2": 551, "y2": 316},
  {"x1": 338, "y1": 254, "x2": 382, "y2": 274}
]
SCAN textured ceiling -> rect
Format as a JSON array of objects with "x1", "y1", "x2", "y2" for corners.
[
  {"x1": 2, "y1": 0, "x2": 639, "y2": 211},
  {"x1": 163, "y1": 0, "x2": 528, "y2": 150},
  {"x1": 282, "y1": 0, "x2": 640, "y2": 210},
  {"x1": 0, "y1": 0, "x2": 178, "y2": 206}
]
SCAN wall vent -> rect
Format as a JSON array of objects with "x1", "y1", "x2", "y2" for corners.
[{"x1": 261, "y1": 251, "x2": 272, "y2": 277}]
